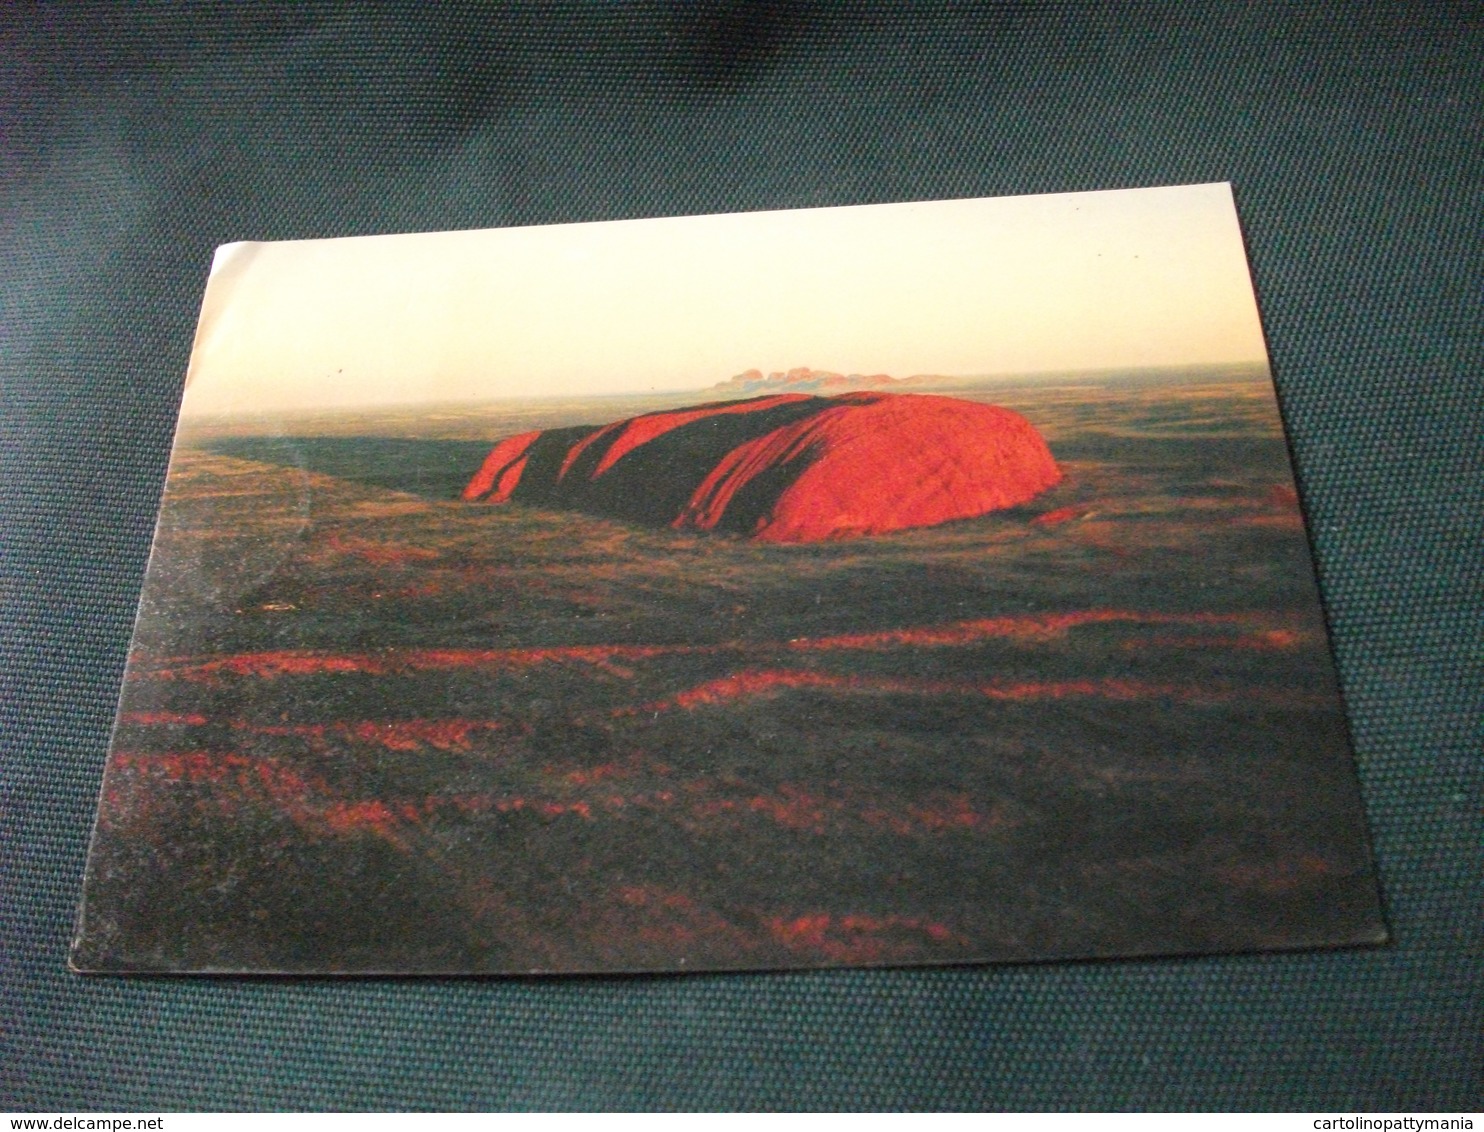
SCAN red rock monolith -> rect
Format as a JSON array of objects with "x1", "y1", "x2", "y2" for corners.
[{"x1": 464, "y1": 392, "x2": 1060, "y2": 542}]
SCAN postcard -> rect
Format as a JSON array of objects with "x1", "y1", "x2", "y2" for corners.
[{"x1": 72, "y1": 184, "x2": 1386, "y2": 974}]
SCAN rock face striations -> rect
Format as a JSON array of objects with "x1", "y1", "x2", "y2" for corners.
[{"x1": 463, "y1": 392, "x2": 1061, "y2": 543}]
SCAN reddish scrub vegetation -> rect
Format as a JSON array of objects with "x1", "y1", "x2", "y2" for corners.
[
  {"x1": 766, "y1": 912, "x2": 970, "y2": 964},
  {"x1": 463, "y1": 392, "x2": 1061, "y2": 541},
  {"x1": 74, "y1": 376, "x2": 1380, "y2": 975}
]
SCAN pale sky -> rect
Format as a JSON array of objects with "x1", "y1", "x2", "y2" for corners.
[{"x1": 180, "y1": 183, "x2": 1270, "y2": 416}]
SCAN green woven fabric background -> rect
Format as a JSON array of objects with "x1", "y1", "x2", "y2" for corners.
[{"x1": 3, "y1": 1, "x2": 1480, "y2": 1110}]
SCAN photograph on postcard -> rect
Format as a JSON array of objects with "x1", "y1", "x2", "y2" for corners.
[{"x1": 73, "y1": 184, "x2": 1386, "y2": 974}]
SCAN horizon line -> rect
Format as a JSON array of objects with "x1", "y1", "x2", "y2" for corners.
[{"x1": 179, "y1": 359, "x2": 1272, "y2": 422}]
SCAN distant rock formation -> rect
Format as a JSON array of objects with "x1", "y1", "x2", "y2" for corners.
[
  {"x1": 711, "y1": 366, "x2": 936, "y2": 397},
  {"x1": 463, "y1": 392, "x2": 1061, "y2": 543}
]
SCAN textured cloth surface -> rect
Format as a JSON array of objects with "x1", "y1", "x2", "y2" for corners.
[{"x1": 2, "y1": 0, "x2": 1479, "y2": 1111}]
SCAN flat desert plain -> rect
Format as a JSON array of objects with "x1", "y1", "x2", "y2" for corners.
[{"x1": 74, "y1": 367, "x2": 1384, "y2": 973}]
